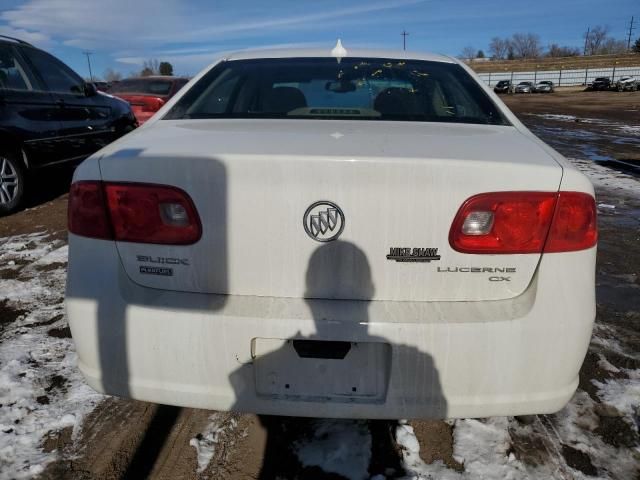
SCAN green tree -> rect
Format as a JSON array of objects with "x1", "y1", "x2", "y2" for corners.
[
  {"x1": 476, "y1": 50, "x2": 485, "y2": 58},
  {"x1": 159, "y1": 62, "x2": 174, "y2": 76},
  {"x1": 633, "y1": 37, "x2": 640, "y2": 53}
]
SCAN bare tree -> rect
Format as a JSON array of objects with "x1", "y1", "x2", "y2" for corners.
[
  {"x1": 489, "y1": 37, "x2": 510, "y2": 59},
  {"x1": 598, "y1": 38, "x2": 628, "y2": 55},
  {"x1": 103, "y1": 68, "x2": 122, "y2": 82},
  {"x1": 583, "y1": 25, "x2": 610, "y2": 55},
  {"x1": 140, "y1": 59, "x2": 160, "y2": 76},
  {"x1": 460, "y1": 46, "x2": 477, "y2": 60},
  {"x1": 547, "y1": 44, "x2": 580, "y2": 57},
  {"x1": 510, "y1": 33, "x2": 542, "y2": 58}
]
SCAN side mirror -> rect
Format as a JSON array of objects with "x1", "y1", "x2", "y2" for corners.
[{"x1": 84, "y1": 82, "x2": 98, "y2": 97}]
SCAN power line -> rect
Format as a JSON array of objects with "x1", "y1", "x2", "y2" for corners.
[
  {"x1": 627, "y1": 16, "x2": 635, "y2": 51},
  {"x1": 401, "y1": 30, "x2": 409, "y2": 51},
  {"x1": 82, "y1": 51, "x2": 94, "y2": 82}
]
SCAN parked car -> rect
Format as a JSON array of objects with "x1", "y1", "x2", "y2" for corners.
[
  {"x1": 93, "y1": 81, "x2": 111, "y2": 92},
  {"x1": 615, "y1": 76, "x2": 638, "y2": 92},
  {"x1": 67, "y1": 46, "x2": 597, "y2": 420},
  {"x1": 534, "y1": 80, "x2": 554, "y2": 93},
  {"x1": 493, "y1": 80, "x2": 513, "y2": 94},
  {"x1": 0, "y1": 35, "x2": 137, "y2": 214},
  {"x1": 514, "y1": 81, "x2": 534, "y2": 93},
  {"x1": 109, "y1": 76, "x2": 188, "y2": 124},
  {"x1": 590, "y1": 77, "x2": 611, "y2": 91}
]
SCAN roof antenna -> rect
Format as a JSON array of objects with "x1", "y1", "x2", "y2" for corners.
[{"x1": 331, "y1": 38, "x2": 347, "y2": 63}]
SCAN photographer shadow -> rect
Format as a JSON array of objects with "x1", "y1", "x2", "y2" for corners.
[{"x1": 229, "y1": 240, "x2": 447, "y2": 478}]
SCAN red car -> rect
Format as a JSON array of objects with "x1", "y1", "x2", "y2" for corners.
[{"x1": 109, "y1": 76, "x2": 188, "y2": 124}]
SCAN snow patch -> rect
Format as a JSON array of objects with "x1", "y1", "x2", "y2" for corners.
[
  {"x1": 594, "y1": 370, "x2": 640, "y2": 421},
  {"x1": 533, "y1": 114, "x2": 640, "y2": 137},
  {"x1": 0, "y1": 233, "x2": 104, "y2": 479},
  {"x1": 294, "y1": 419, "x2": 371, "y2": 480},
  {"x1": 568, "y1": 158, "x2": 640, "y2": 193},
  {"x1": 189, "y1": 414, "x2": 237, "y2": 474}
]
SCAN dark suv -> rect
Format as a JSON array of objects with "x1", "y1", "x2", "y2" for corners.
[
  {"x1": 590, "y1": 77, "x2": 611, "y2": 91},
  {"x1": 493, "y1": 80, "x2": 513, "y2": 94},
  {"x1": 0, "y1": 36, "x2": 137, "y2": 214}
]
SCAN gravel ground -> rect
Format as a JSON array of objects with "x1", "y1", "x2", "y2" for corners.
[{"x1": 0, "y1": 90, "x2": 638, "y2": 480}]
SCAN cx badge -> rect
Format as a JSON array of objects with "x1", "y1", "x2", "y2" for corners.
[{"x1": 303, "y1": 201, "x2": 345, "y2": 242}]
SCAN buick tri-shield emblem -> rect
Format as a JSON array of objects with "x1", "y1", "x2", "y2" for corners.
[{"x1": 303, "y1": 201, "x2": 345, "y2": 242}]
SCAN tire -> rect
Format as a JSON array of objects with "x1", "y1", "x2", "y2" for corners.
[{"x1": 0, "y1": 151, "x2": 25, "y2": 216}]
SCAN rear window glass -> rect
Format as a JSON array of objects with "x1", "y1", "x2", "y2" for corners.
[
  {"x1": 165, "y1": 57, "x2": 508, "y2": 125},
  {"x1": 110, "y1": 79, "x2": 173, "y2": 95},
  {"x1": 0, "y1": 45, "x2": 34, "y2": 91}
]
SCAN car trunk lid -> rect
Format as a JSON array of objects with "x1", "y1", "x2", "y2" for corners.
[{"x1": 98, "y1": 119, "x2": 563, "y2": 302}]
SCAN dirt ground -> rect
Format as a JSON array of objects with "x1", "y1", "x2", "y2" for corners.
[
  {"x1": 1, "y1": 90, "x2": 639, "y2": 479},
  {"x1": 502, "y1": 90, "x2": 640, "y2": 124}
]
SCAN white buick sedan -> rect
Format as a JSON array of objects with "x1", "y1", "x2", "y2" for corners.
[{"x1": 65, "y1": 45, "x2": 597, "y2": 419}]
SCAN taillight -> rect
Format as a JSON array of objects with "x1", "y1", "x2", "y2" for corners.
[
  {"x1": 449, "y1": 191, "x2": 597, "y2": 254},
  {"x1": 68, "y1": 181, "x2": 113, "y2": 240},
  {"x1": 141, "y1": 97, "x2": 165, "y2": 112},
  {"x1": 68, "y1": 181, "x2": 201, "y2": 245},
  {"x1": 544, "y1": 192, "x2": 597, "y2": 252}
]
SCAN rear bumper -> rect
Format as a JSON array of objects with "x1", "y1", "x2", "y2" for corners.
[{"x1": 66, "y1": 234, "x2": 596, "y2": 419}]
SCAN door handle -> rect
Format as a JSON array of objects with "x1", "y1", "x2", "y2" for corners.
[{"x1": 55, "y1": 99, "x2": 65, "y2": 107}]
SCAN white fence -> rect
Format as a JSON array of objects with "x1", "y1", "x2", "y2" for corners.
[{"x1": 478, "y1": 65, "x2": 640, "y2": 87}]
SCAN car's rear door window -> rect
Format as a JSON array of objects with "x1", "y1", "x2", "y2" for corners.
[
  {"x1": 0, "y1": 44, "x2": 37, "y2": 91},
  {"x1": 21, "y1": 47, "x2": 84, "y2": 94},
  {"x1": 110, "y1": 79, "x2": 173, "y2": 95},
  {"x1": 165, "y1": 57, "x2": 509, "y2": 125}
]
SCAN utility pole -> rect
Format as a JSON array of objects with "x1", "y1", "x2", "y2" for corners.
[
  {"x1": 83, "y1": 51, "x2": 94, "y2": 82},
  {"x1": 583, "y1": 27, "x2": 590, "y2": 56},
  {"x1": 401, "y1": 30, "x2": 409, "y2": 51},
  {"x1": 627, "y1": 16, "x2": 635, "y2": 51}
]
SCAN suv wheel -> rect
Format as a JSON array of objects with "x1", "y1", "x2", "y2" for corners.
[{"x1": 0, "y1": 152, "x2": 25, "y2": 215}]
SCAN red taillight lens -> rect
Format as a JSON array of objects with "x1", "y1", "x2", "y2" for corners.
[
  {"x1": 68, "y1": 181, "x2": 113, "y2": 240},
  {"x1": 450, "y1": 191, "x2": 597, "y2": 254},
  {"x1": 141, "y1": 97, "x2": 165, "y2": 112},
  {"x1": 68, "y1": 182, "x2": 201, "y2": 245},
  {"x1": 104, "y1": 183, "x2": 201, "y2": 244},
  {"x1": 544, "y1": 192, "x2": 597, "y2": 252}
]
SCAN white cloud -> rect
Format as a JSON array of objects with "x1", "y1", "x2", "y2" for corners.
[
  {"x1": 1, "y1": 0, "x2": 426, "y2": 51},
  {"x1": 0, "y1": 25, "x2": 51, "y2": 47},
  {"x1": 0, "y1": 0, "x2": 427, "y2": 74}
]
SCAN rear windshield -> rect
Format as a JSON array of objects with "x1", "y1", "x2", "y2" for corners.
[
  {"x1": 110, "y1": 79, "x2": 173, "y2": 95},
  {"x1": 164, "y1": 57, "x2": 509, "y2": 125}
]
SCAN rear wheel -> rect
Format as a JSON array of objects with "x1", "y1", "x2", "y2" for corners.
[{"x1": 0, "y1": 152, "x2": 25, "y2": 216}]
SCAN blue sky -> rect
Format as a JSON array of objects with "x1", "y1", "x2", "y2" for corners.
[{"x1": 1, "y1": 0, "x2": 638, "y2": 79}]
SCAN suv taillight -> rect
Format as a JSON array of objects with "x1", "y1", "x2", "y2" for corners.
[
  {"x1": 449, "y1": 191, "x2": 596, "y2": 254},
  {"x1": 68, "y1": 181, "x2": 201, "y2": 245}
]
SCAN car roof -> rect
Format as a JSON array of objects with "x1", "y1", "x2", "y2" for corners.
[
  {"x1": 222, "y1": 47, "x2": 456, "y2": 64},
  {"x1": 0, "y1": 35, "x2": 33, "y2": 47},
  {"x1": 120, "y1": 76, "x2": 184, "y2": 81}
]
